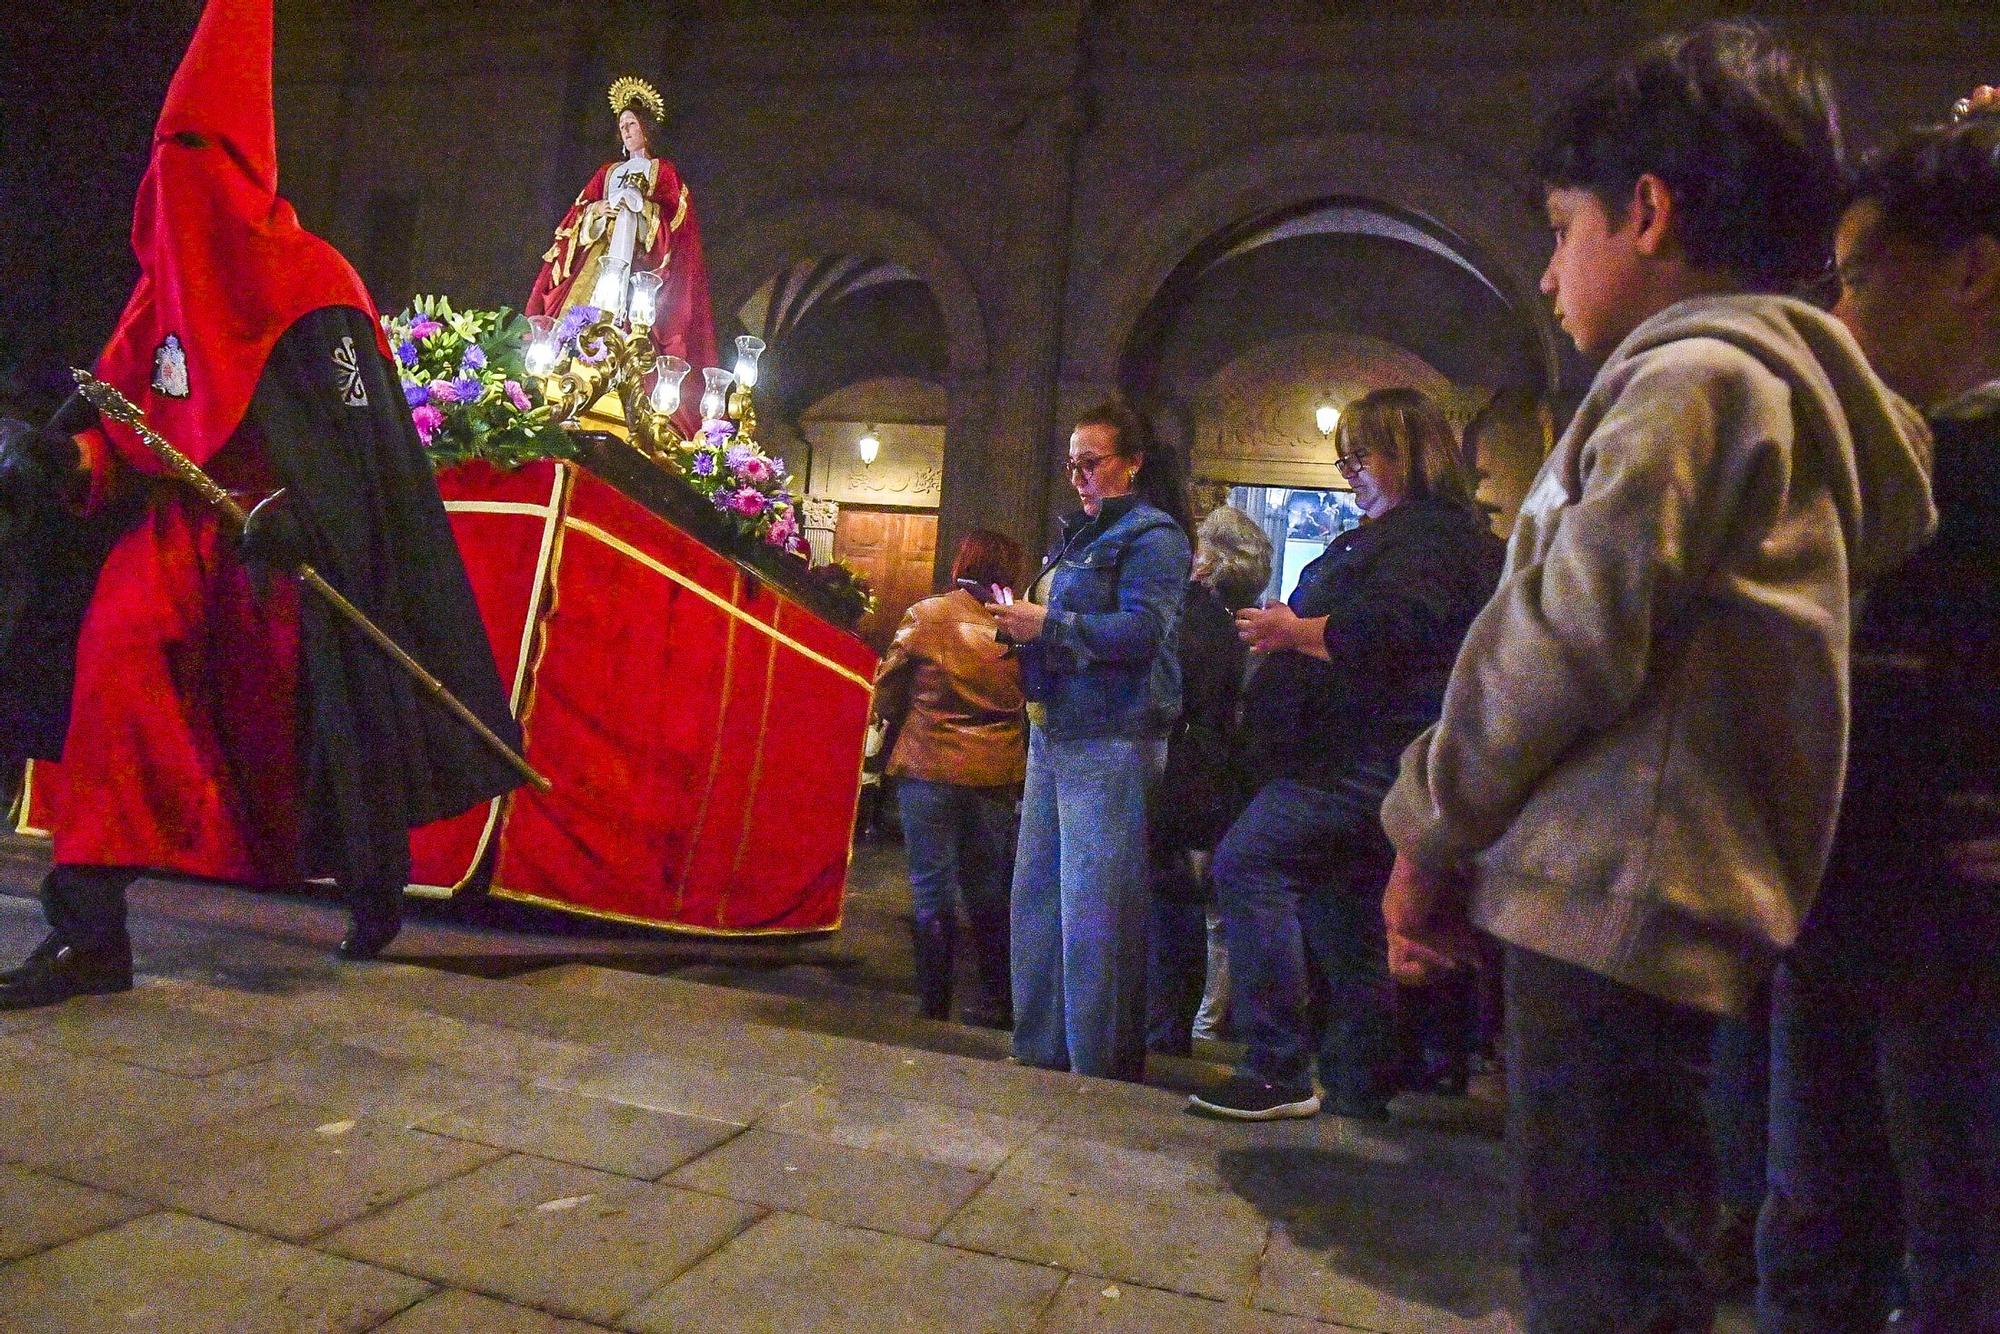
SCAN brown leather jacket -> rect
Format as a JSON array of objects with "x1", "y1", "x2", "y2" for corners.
[{"x1": 873, "y1": 589, "x2": 1026, "y2": 787}]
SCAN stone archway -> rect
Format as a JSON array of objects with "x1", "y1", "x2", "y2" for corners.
[{"x1": 1070, "y1": 130, "x2": 1560, "y2": 394}]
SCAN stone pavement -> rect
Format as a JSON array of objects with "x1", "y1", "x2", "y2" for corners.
[{"x1": 0, "y1": 840, "x2": 1547, "y2": 1332}]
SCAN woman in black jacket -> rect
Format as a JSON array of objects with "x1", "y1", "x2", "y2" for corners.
[{"x1": 1189, "y1": 388, "x2": 1502, "y2": 1120}]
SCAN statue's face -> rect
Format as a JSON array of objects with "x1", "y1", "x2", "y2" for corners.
[{"x1": 617, "y1": 110, "x2": 648, "y2": 156}]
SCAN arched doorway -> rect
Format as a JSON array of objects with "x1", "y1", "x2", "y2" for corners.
[
  {"x1": 1120, "y1": 196, "x2": 1554, "y2": 593},
  {"x1": 731, "y1": 256, "x2": 951, "y2": 651}
]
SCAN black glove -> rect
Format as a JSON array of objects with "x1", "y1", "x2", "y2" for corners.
[
  {"x1": 238, "y1": 489, "x2": 310, "y2": 570},
  {"x1": 0, "y1": 418, "x2": 85, "y2": 519}
]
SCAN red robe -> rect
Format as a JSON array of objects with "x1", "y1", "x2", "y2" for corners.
[{"x1": 525, "y1": 157, "x2": 717, "y2": 434}]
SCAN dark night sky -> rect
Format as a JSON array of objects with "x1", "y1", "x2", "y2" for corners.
[{"x1": 1, "y1": 4, "x2": 201, "y2": 417}]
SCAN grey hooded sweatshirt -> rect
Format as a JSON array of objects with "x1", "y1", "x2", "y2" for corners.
[{"x1": 1382, "y1": 294, "x2": 1936, "y2": 1015}]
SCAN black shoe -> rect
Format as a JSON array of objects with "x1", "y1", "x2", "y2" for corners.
[
  {"x1": 337, "y1": 900, "x2": 403, "y2": 961},
  {"x1": 0, "y1": 937, "x2": 133, "y2": 1010},
  {"x1": 1187, "y1": 1074, "x2": 1321, "y2": 1121}
]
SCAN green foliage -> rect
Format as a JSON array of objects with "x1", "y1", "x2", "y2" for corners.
[{"x1": 383, "y1": 296, "x2": 577, "y2": 470}]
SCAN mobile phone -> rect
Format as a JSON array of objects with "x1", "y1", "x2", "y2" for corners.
[{"x1": 955, "y1": 578, "x2": 991, "y2": 599}]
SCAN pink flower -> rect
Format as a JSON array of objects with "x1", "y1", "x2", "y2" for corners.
[
  {"x1": 505, "y1": 380, "x2": 532, "y2": 411},
  {"x1": 428, "y1": 379, "x2": 460, "y2": 405},
  {"x1": 410, "y1": 404, "x2": 445, "y2": 445},
  {"x1": 408, "y1": 316, "x2": 443, "y2": 340},
  {"x1": 727, "y1": 487, "x2": 768, "y2": 517},
  {"x1": 767, "y1": 512, "x2": 800, "y2": 549}
]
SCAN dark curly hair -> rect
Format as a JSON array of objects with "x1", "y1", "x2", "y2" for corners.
[
  {"x1": 1850, "y1": 107, "x2": 2000, "y2": 250},
  {"x1": 1530, "y1": 19, "x2": 1846, "y2": 291},
  {"x1": 1072, "y1": 399, "x2": 1193, "y2": 535}
]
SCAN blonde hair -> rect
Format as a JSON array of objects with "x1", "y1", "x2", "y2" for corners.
[
  {"x1": 1336, "y1": 387, "x2": 1481, "y2": 513},
  {"x1": 1195, "y1": 505, "x2": 1273, "y2": 611}
]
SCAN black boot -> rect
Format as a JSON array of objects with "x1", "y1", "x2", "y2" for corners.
[
  {"x1": 911, "y1": 914, "x2": 954, "y2": 1021},
  {"x1": 964, "y1": 905, "x2": 1013, "y2": 1029},
  {"x1": 338, "y1": 882, "x2": 404, "y2": 961},
  {"x1": 0, "y1": 934, "x2": 132, "y2": 1010}
]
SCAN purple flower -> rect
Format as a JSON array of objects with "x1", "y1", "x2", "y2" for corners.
[
  {"x1": 554, "y1": 306, "x2": 600, "y2": 344},
  {"x1": 766, "y1": 512, "x2": 800, "y2": 549},
  {"x1": 429, "y1": 380, "x2": 460, "y2": 405},
  {"x1": 690, "y1": 451, "x2": 716, "y2": 477},
  {"x1": 460, "y1": 345, "x2": 487, "y2": 374},
  {"x1": 504, "y1": 380, "x2": 532, "y2": 411},
  {"x1": 402, "y1": 380, "x2": 429, "y2": 407},
  {"x1": 408, "y1": 316, "x2": 443, "y2": 340},
  {"x1": 700, "y1": 418, "x2": 736, "y2": 446},
  {"x1": 410, "y1": 404, "x2": 445, "y2": 445},
  {"x1": 727, "y1": 487, "x2": 768, "y2": 518},
  {"x1": 451, "y1": 376, "x2": 483, "y2": 403},
  {"x1": 729, "y1": 451, "x2": 777, "y2": 486},
  {"x1": 395, "y1": 340, "x2": 418, "y2": 368}
]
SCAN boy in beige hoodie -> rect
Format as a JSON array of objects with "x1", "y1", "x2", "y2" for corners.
[{"x1": 1377, "y1": 20, "x2": 1936, "y2": 1332}]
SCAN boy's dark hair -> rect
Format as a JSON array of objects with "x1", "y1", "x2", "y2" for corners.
[
  {"x1": 1531, "y1": 19, "x2": 1845, "y2": 291},
  {"x1": 1073, "y1": 399, "x2": 1194, "y2": 534},
  {"x1": 1851, "y1": 109, "x2": 2000, "y2": 250}
]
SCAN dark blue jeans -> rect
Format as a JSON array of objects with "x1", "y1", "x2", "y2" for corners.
[
  {"x1": 1757, "y1": 862, "x2": 2000, "y2": 1334},
  {"x1": 1506, "y1": 945, "x2": 1719, "y2": 1334},
  {"x1": 896, "y1": 778, "x2": 1015, "y2": 929},
  {"x1": 1212, "y1": 773, "x2": 1393, "y2": 1099}
]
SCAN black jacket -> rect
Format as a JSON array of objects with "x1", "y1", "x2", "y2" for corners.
[
  {"x1": 1237, "y1": 496, "x2": 1503, "y2": 794},
  {"x1": 1153, "y1": 579, "x2": 1249, "y2": 857},
  {"x1": 1838, "y1": 388, "x2": 2000, "y2": 873}
]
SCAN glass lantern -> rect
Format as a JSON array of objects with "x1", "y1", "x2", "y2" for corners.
[
  {"x1": 700, "y1": 367, "x2": 737, "y2": 422},
  {"x1": 524, "y1": 315, "x2": 560, "y2": 378},
  {"x1": 733, "y1": 335, "x2": 766, "y2": 390},
  {"x1": 627, "y1": 270, "x2": 664, "y2": 331},
  {"x1": 648, "y1": 356, "x2": 691, "y2": 417}
]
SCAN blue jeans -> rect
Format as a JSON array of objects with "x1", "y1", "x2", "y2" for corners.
[
  {"x1": 896, "y1": 779, "x2": 1015, "y2": 928},
  {"x1": 1010, "y1": 727, "x2": 1164, "y2": 1080},
  {"x1": 1757, "y1": 864, "x2": 2000, "y2": 1334},
  {"x1": 1212, "y1": 774, "x2": 1394, "y2": 1100},
  {"x1": 1506, "y1": 945, "x2": 1718, "y2": 1334}
]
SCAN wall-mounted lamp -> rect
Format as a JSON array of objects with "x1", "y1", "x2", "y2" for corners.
[
  {"x1": 1315, "y1": 403, "x2": 1341, "y2": 439},
  {"x1": 857, "y1": 426, "x2": 881, "y2": 466}
]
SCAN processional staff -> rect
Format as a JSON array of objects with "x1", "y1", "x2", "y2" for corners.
[{"x1": 72, "y1": 369, "x2": 553, "y2": 795}]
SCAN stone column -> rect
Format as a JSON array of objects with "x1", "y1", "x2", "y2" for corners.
[{"x1": 979, "y1": 4, "x2": 1092, "y2": 555}]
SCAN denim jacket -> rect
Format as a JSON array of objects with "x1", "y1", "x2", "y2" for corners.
[{"x1": 1018, "y1": 497, "x2": 1191, "y2": 740}]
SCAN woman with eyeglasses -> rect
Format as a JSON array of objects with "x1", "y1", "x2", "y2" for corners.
[
  {"x1": 1187, "y1": 387, "x2": 1502, "y2": 1121},
  {"x1": 986, "y1": 400, "x2": 1193, "y2": 1080}
]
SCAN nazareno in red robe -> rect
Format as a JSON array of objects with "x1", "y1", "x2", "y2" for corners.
[
  {"x1": 525, "y1": 156, "x2": 718, "y2": 434},
  {"x1": 39, "y1": 0, "x2": 520, "y2": 886}
]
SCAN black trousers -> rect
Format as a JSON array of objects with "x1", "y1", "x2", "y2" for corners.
[{"x1": 41, "y1": 864, "x2": 404, "y2": 958}]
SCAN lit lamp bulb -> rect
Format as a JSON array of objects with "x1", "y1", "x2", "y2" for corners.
[
  {"x1": 589, "y1": 259, "x2": 629, "y2": 321},
  {"x1": 733, "y1": 335, "x2": 766, "y2": 390},
  {"x1": 1315, "y1": 403, "x2": 1341, "y2": 438},
  {"x1": 857, "y1": 428, "x2": 881, "y2": 466},
  {"x1": 700, "y1": 367, "x2": 736, "y2": 422},
  {"x1": 524, "y1": 315, "x2": 559, "y2": 378},
  {"x1": 649, "y1": 356, "x2": 690, "y2": 417},
  {"x1": 627, "y1": 270, "x2": 663, "y2": 332}
]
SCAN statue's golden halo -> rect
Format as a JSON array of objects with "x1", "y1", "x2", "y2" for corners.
[{"x1": 608, "y1": 76, "x2": 666, "y2": 123}]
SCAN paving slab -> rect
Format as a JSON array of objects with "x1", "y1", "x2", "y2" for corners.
[
  {"x1": 1038, "y1": 1274, "x2": 1335, "y2": 1333},
  {"x1": 322, "y1": 1153, "x2": 761, "y2": 1324},
  {"x1": 621, "y1": 1210, "x2": 1066, "y2": 1334},
  {"x1": 937, "y1": 1172, "x2": 1270, "y2": 1304},
  {"x1": 214, "y1": 1039, "x2": 518, "y2": 1127},
  {"x1": 757, "y1": 1083, "x2": 1041, "y2": 1172},
  {"x1": 372, "y1": 1287, "x2": 613, "y2": 1332},
  {"x1": 0, "y1": 1046, "x2": 281, "y2": 1168},
  {"x1": 540, "y1": 1047, "x2": 813, "y2": 1125},
  {"x1": 57, "y1": 1098, "x2": 503, "y2": 1242},
  {"x1": 339, "y1": 1011, "x2": 600, "y2": 1084},
  {"x1": 666, "y1": 1128, "x2": 987, "y2": 1238},
  {"x1": 0, "y1": 1163, "x2": 150, "y2": 1262},
  {"x1": 420, "y1": 1084, "x2": 741, "y2": 1179},
  {"x1": 1225, "y1": 1142, "x2": 1517, "y2": 1332},
  {"x1": 25, "y1": 990, "x2": 297, "y2": 1076},
  {"x1": 0, "y1": 1210, "x2": 431, "y2": 1334}
]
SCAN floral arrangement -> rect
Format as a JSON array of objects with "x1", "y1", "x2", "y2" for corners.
[
  {"x1": 383, "y1": 296, "x2": 575, "y2": 469},
  {"x1": 682, "y1": 417, "x2": 811, "y2": 559}
]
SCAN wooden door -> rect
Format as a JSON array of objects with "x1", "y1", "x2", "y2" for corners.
[{"x1": 834, "y1": 508, "x2": 939, "y2": 654}]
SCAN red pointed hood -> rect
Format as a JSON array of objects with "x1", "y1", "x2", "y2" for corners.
[{"x1": 93, "y1": 0, "x2": 387, "y2": 470}]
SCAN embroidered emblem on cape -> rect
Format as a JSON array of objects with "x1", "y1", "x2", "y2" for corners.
[
  {"x1": 332, "y1": 336, "x2": 370, "y2": 407},
  {"x1": 151, "y1": 335, "x2": 190, "y2": 398}
]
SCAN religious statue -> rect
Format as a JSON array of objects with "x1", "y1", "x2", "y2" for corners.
[{"x1": 526, "y1": 76, "x2": 716, "y2": 427}]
